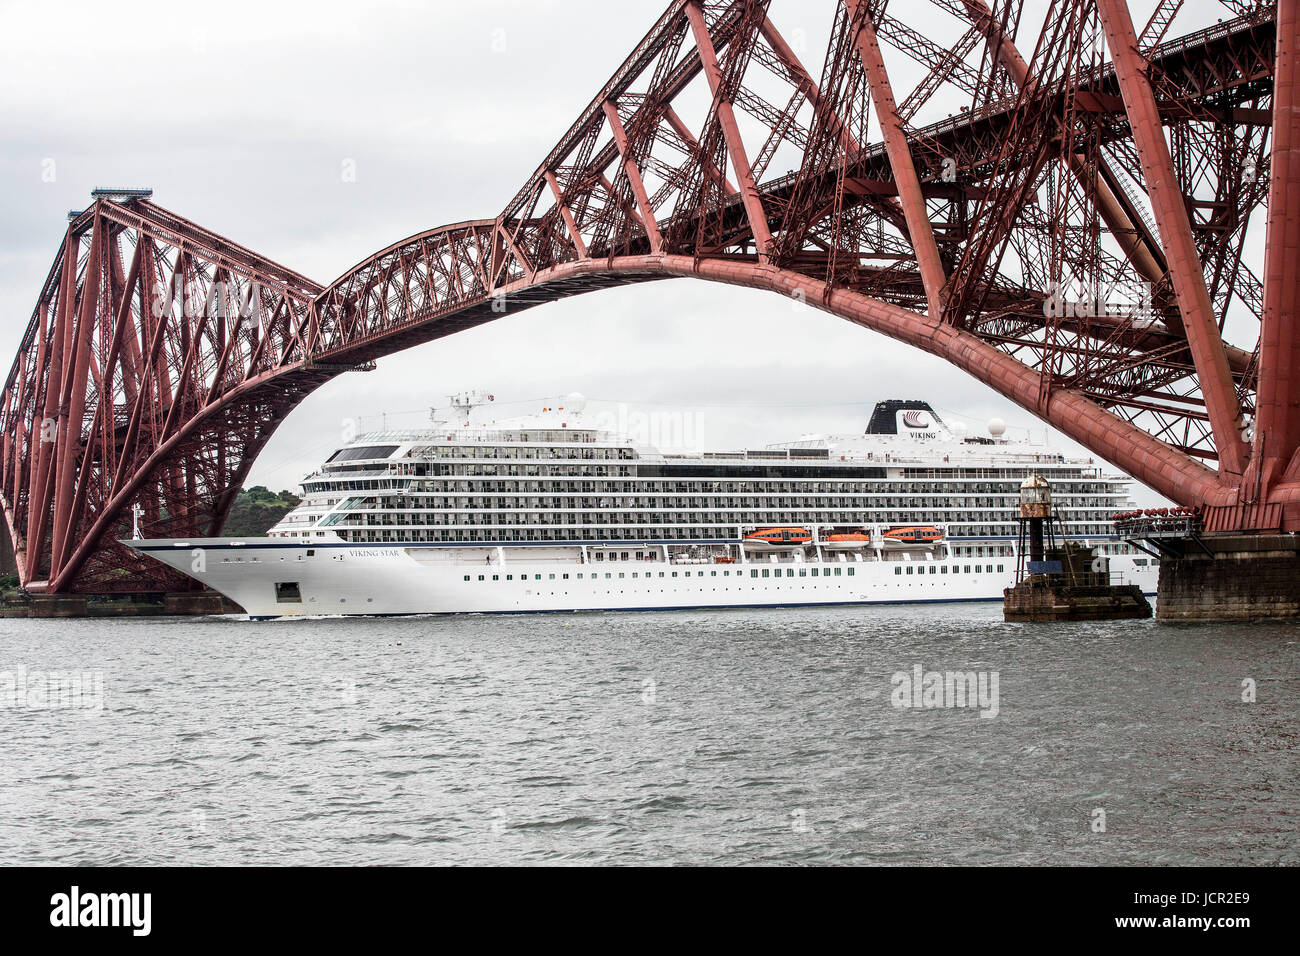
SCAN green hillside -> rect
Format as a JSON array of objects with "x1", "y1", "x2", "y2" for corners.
[{"x1": 221, "y1": 486, "x2": 302, "y2": 536}]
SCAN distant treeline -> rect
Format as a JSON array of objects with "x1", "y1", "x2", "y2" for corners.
[{"x1": 221, "y1": 486, "x2": 302, "y2": 536}]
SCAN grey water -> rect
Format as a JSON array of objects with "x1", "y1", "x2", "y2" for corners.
[{"x1": 1, "y1": 603, "x2": 1297, "y2": 866}]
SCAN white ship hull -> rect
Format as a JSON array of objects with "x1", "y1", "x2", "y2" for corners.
[{"x1": 126, "y1": 538, "x2": 1159, "y2": 619}]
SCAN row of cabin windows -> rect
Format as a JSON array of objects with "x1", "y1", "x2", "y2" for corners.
[
  {"x1": 343, "y1": 495, "x2": 1117, "y2": 513},
  {"x1": 903, "y1": 467, "x2": 1071, "y2": 478},
  {"x1": 338, "y1": 513, "x2": 1029, "y2": 530},
  {"x1": 465, "y1": 567, "x2": 857, "y2": 582},
  {"x1": 334, "y1": 514, "x2": 1037, "y2": 530},
  {"x1": 329, "y1": 517, "x2": 1121, "y2": 542},
  {"x1": 335, "y1": 526, "x2": 1110, "y2": 543},
  {"x1": 895, "y1": 564, "x2": 1005, "y2": 574},
  {"x1": 305, "y1": 476, "x2": 1115, "y2": 496},
  {"x1": 329, "y1": 514, "x2": 1120, "y2": 539},
  {"x1": 312, "y1": 480, "x2": 1116, "y2": 497},
  {"x1": 423, "y1": 445, "x2": 632, "y2": 460}
]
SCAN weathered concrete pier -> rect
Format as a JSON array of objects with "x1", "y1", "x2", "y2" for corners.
[
  {"x1": 1150, "y1": 534, "x2": 1300, "y2": 622},
  {"x1": 2, "y1": 591, "x2": 244, "y2": 619},
  {"x1": 1114, "y1": 511, "x2": 1300, "y2": 621}
]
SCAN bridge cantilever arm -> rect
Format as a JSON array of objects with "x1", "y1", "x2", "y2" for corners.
[
  {"x1": 1098, "y1": 0, "x2": 1249, "y2": 478},
  {"x1": 685, "y1": 1, "x2": 774, "y2": 262},
  {"x1": 847, "y1": 0, "x2": 949, "y2": 320}
]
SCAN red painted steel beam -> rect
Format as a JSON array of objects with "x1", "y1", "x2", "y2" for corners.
[
  {"x1": 0, "y1": 197, "x2": 332, "y2": 591},
  {"x1": 543, "y1": 170, "x2": 590, "y2": 259},
  {"x1": 962, "y1": 0, "x2": 1168, "y2": 291},
  {"x1": 65, "y1": 234, "x2": 142, "y2": 558},
  {"x1": 25, "y1": 233, "x2": 73, "y2": 575},
  {"x1": 960, "y1": 0, "x2": 1031, "y2": 87},
  {"x1": 662, "y1": 106, "x2": 738, "y2": 195},
  {"x1": 684, "y1": 1, "x2": 774, "y2": 262},
  {"x1": 847, "y1": 0, "x2": 948, "y2": 319},
  {"x1": 757, "y1": 15, "x2": 860, "y2": 154},
  {"x1": 1098, "y1": 0, "x2": 1249, "y2": 479},
  {"x1": 309, "y1": 246, "x2": 1235, "y2": 509},
  {"x1": 48, "y1": 215, "x2": 103, "y2": 578},
  {"x1": 601, "y1": 99, "x2": 664, "y2": 254},
  {"x1": 479, "y1": 254, "x2": 1227, "y2": 507},
  {"x1": 1260, "y1": 0, "x2": 1300, "y2": 486},
  {"x1": 48, "y1": 365, "x2": 330, "y2": 593}
]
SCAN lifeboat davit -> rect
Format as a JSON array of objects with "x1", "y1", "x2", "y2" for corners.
[
  {"x1": 881, "y1": 525, "x2": 944, "y2": 549},
  {"x1": 743, "y1": 527, "x2": 812, "y2": 550},
  {"x1": 824, "y1": 532, "x2": 873, "y2": 551}
]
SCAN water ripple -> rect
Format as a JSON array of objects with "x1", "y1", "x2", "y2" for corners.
[{"x1": 2, "y1": 604, "x2": 1298, "y2": 864}]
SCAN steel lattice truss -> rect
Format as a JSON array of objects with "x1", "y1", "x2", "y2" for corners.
[{"x1": 1, "y1": 0, "x2": 1296, "y2": 592}]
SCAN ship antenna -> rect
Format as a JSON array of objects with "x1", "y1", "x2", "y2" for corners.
[{"x1": 447, "y1": 390, "x2": 494, "y2": 427}]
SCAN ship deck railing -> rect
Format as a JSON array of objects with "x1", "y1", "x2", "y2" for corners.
[{"x1": 1113, "y1": 516, "x2": 1203, "y2": 539}]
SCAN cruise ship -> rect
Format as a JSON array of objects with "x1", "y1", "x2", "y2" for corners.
[{"x1": 126, "y1": 393, "x2": 1158, "y2": 618}]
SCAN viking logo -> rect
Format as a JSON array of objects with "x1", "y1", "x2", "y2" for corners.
[{"x1": 902, "y1": 410, "x2": 930, "y2": 429}]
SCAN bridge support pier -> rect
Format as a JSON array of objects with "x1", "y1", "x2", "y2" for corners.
[
  {"x1": 163, "y1": 592, "x2": 236, "y2": 615},
  {"x1": 27, "y1": 594, "x2": 89, "y2": 618},
  {"x1": 1156, "y1": 535, "x2": 1300, "y2": 622}
]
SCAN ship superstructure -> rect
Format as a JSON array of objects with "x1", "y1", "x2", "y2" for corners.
[{"x1": 127, "y1": 395, "x2": 1157, "y2": 617}]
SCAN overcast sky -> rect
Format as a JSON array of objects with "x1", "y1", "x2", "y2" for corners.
[{"x1": 1, "y1": 0, "x2": 1231, "y2": 504}]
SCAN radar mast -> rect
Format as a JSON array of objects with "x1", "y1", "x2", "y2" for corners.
[{"x1": 441, "y1": 390, "x2": 495, "y2": 427}]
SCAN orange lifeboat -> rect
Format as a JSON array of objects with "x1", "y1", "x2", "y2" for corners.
[
  {"x1": 881, "y1": 525, "x2": 944, "y2": 549},
  {"x1": 743, "y1": 527, "x2": 812, "y2": 551},
  {"x1": 824, "y1": 532, "x2": 872, "y2": 551}
]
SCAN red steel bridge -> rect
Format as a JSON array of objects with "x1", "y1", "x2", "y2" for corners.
[{"x1": 0, "y1": 0, "x2": 1295, "y2": 593}]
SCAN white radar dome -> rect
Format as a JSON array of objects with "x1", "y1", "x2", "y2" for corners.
[
  {"x1": 987, "y1": 417, "x2": 1006, "y2": 438},
  {"x1": 565, "y1": 392, "x2": 587, "y2": 415}
]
